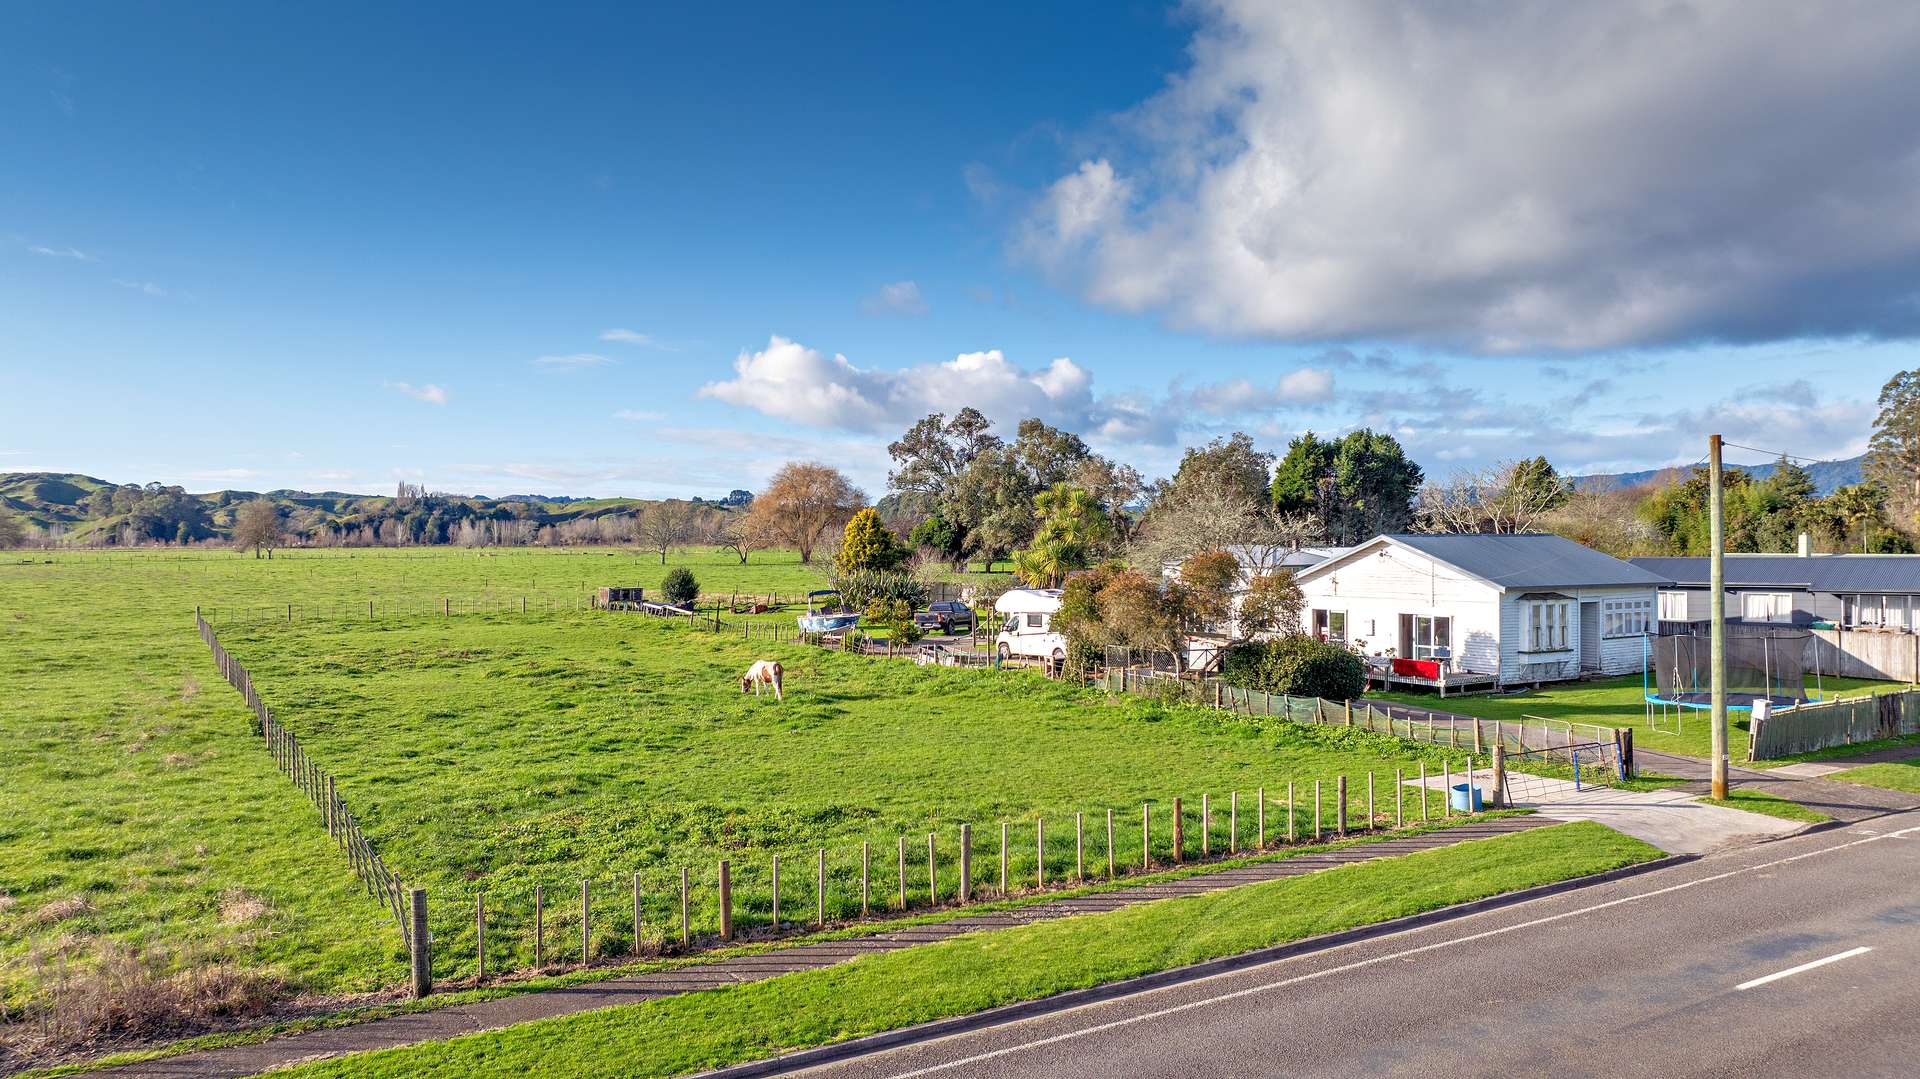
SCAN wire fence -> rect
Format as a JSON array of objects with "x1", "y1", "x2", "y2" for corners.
[
  {"x1": 195, "y1": 611, "x2": 412, "y2": 948},
  {"x1": 1749, "y1": 689, "x2": 1920, "y2": 759}
]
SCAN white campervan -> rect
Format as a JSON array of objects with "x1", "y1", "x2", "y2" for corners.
[{"x1": 994, "y1": 588, "x2": 1067, "y2": 663}]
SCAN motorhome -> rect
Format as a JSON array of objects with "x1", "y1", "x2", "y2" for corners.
[{"x1": 993, "y1": 588, "x2": 1066, "y2": 663}]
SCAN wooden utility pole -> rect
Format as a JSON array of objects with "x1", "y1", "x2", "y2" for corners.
[{"x1": 1709, "y1": 433, "x2": 1730, "y2": 800}]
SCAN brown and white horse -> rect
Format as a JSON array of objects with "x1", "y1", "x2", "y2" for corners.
[{"x1": 741, "y1": 659, "x2": 783, "y2": 701}]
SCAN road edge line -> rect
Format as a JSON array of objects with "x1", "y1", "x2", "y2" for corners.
[{"x1": 696, "y1": 851, "x2": 1694, "y2": 1078}]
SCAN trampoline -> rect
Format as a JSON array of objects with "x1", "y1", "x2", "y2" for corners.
[{"x1": 1644, "y1": 630, "x2": 1823, "y2": 734}]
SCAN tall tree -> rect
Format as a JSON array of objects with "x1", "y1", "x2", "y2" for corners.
[
  {"x1": 1416, "y1": 457, "x2": 1570, "y2": 534},
  {"x1": 231, "y1": 498, "x2": 283, "y2": 558},
  {"x1": 1269, "y1": 429, "x2": 1420, "y2": 544},
  {"x1": 835, "y1": 507, "x2": 910, "y2": 574},
  {"x1": 745, "y1": 462, "x2": 865, "y2": 563},
  {"x1": 1271, "y1": 432, "x2": 1336, "y2": 519},
  {"x1": 886, "y1": 407, "x2": 1000, "y2": 499},
  {"x1": 1867, "y1": 369, "x2": 1920, "y2": 525},
  {"x1": 1172, "y1": 432, "x2": 1274, "y2": 506}
]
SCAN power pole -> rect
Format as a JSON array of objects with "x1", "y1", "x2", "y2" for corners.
[{"x1": 1709, "y1": 433, "x2": 1729, "y2": 799}]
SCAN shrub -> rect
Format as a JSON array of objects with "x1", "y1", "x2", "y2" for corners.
[
  {"x1": 863, "y1": 599, "x2": 923, "y2": 647},
  {"x1": 835, "y1": 509, "x2": 910, "y2": 574},
  {"x1": 660, "y1": 567, "x2": 699, "y2": 607},
  {"x1": 1219, "y1": 634, "x2": 1365, "y2": 700},
  {"x1": 828, "y1": 568, "x2": 927, "y2": 611}
]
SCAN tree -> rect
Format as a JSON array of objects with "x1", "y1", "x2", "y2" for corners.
[
  {"x1": 713, "y1": 511, "x2": 764, "y2": 565},
  {"x1": 745, "y1": 462, "x2": 864, "y2": 563},
  {"x1": 1867, "y1": 369, "x2": 1920, "y2": 524},
  {"x1": 633, "y1": 500, "x2": 694, "y2": 564},
  {"x1": 1271, "y1": 432, "x2": 1337, "y2": 519},
  {"x1": 1238, "y1": 572, "x2": 1305, "y2": 637},
  {"x1": 908, "y1": 515, "x2": 968, "y2": 570},
  {"x1": 948, "y1": 445, "x2": 1034, "y2": 566},
  {"x1": 661, "y1": 566, "x2": 700, "y2": 606},
  {"x1": 1173, "y1": 550, "x2": 1241, "y2": 632},
  {"x1": 232, "y1": 498, "x2": 284, "y2": 558},
  {"x1": 836, "y1": 508, "x2": 910, "y2": 574},
  {"x1": 1416, "y1": 457, "x2": 1571, "y2": 534},
  {"x1": 1171, "y1": 432, "x2": 1273, "y2": 506},
  {"x1": 0, "y1": 509, "x2": 24, "y2": 549},
  {"x1": 1010, "y1": 418, "x2": 1095, "y2": 490},
  {"x1": 1824, "y1": 483, "x2": 1891, "y2": 553},
  {"x1": 863, "y1": 598, "x2": 924, "y2": 651},
  {"x1": 1071, "y1": 456, "x2": 1145, "y2": 541},
  {"x1": 1271, "y1": 429, "x2": 1422, "y2": 544},
  {"x1": 1131, "y1": 479, "x2": 1320, "y2": 580},
  {"x1": 1013, "y1": 484, "x2": 1114, "y2": 588},
  {"x1": 887, "y1": 407, "x2": 1000, "y2": 500}
]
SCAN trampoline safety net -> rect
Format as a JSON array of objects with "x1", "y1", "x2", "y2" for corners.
[{"x1": 1649, "y1": 631, "x2": 1813, "y2": 708}]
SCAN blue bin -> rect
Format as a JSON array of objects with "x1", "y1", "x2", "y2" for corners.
[{"x1": 1449, "y1": 783, "x2": 1483, "y2": 813}]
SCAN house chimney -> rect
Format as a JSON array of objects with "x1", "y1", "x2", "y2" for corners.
[{"x1": 1797, "y1": 531, "x2": 1812, "y2": 558}]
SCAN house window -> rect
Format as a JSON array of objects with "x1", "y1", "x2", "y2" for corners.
[
  {"x1": 1658, "y1": 591, "x2": 1691, "y2": 622},
  {"x1": 1411, "y1": 615, "x2": 1452, "y2": 661},
  {"x1": 1312, "y1": 609, "x2": 1347, "y2": 644},
  {"x1": 1526, "y1": 601, "x2": 1569, "y2": 652},
  {"x1": 1846, "y1": 594, "x2": 1912, "y2": 631},
  {"x1": 1602, "y1": 598, "x2": 1653, "y2": 637},
  {"x1": 1740, "y1": 592, "x2": 1793, "y2": 624}
]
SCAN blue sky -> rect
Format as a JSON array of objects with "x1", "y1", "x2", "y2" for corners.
[{"x1": 4, "y1": 2, "x2": 1918, "y2": 499}]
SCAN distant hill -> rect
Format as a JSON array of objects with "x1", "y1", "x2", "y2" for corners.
[
  {"x1": 1572, "y1": 453, "x2": 1865, "y2": 497},
  {"x1": 0, "y1": 471, "x2": 747, "y2": 546}
]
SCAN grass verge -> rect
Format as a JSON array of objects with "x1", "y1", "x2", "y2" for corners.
[
  {"x1": 275, "y1": 821, "x2": 1659, "y2": 1079},
  {"x1": 1827, "y1": 759, "x2": 1920, "y2": 795},
  {"x1": 1695, "y1": 790, "x2": 1830, "y2": 823}
]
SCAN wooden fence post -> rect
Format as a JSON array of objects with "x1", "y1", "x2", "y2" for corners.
[
  {"x1": 535, "y1": 884, "x2": 544, "y2": 967},
  {"x1": 1106, "y1": 809, "x2": 1115, "y2": 878},
  {"x1": 959, "y1": 824, "x2": 972, "y2": 903},
  {"x1": 1001, "y1": 822, "x2": 1010, "y2": 894},
  {"x1": 1491, "y1": 744, "x2": 1507, "y2": 808},
  {"x1": 1443, "y1": 761, "x2": 1453, "y2": 817},
  {"x1": 1257, "y1": 787, "x2": 1265, "y2": 848},
  {"x1": 897, "y1": 836, "x2": 907, "y2": 909},
  {"x1": 1367, "y1": 772, "x2": 1375, "y2": 830},
  {"x1": 719, "y1": 860, "x2": 733, "y2": 941},
  {"x1": 581, "y1": 880, "x2": 591, "y2": 963},
  {"x1": 1201, "y1": 794, "x2": 1210, "y2": 857},
  {"x1": 1036, "y1": 818, "x2": 1045, "y2": 887},
  {"x1": 1075, "y1": 813, "x2": 1084, "y2": 881},
  {"x1": 476, "y1": 893, "x2": 486, "y2": 980},
  {"x1": 1420, "y1": 762, "x2": 1430, "y2": 821},
  {"x1": 1314, "y1": 781, "x2": 1323, "y2": 840},
  {"x1": 408, "y1": 889, "x2": 431, "y2": 998},
  {"x1": 927, "y1": 833, "x2": 937, "y2": 906},
  {"x1": 633, "y1": 873, "x2": 643, "y2": 955},
  {"x1": 861, "y1": 841, "x2": 871, "y2": 915},
  {"x1": 1142, "y1": 802, "x2": 1150, "y2": 869},
  {"x1": 1336, "y1": 776, "x2": 1348, "y2": 837},
  {"x1": 819, "y1": 848, "x2": 828, "y2": 927},
  {"x1": 1287, "y1": 782, "x2": 1295, "y2": 842},
  {"x1": 1396, "y1": 769, "x2": 1405, "y2": 827},
  {"x1": 1229, "y1": 791, "x2": 1239, "y2": 853},
  {"x1": 771, "y1": 854, "x2": 781, "y2": 928},
  {"x1": 679, "y1": 869, "x2": 689, "y2": 947},
  {"x1": 1171, "y1": 797, "x2": 1184, "y2": 863}
]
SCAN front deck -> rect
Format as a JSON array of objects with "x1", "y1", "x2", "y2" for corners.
[{"x1": 1364, "y1": 664, "x2": 1500, "y2": 698}]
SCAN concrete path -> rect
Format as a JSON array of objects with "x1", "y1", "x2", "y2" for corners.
[
  {"x1": 1405, "y1": 771, "x2": 1800, "y2": 854},
  {"x1": 91, "y1": 818, "x2": 1545, "y2": 1079}
]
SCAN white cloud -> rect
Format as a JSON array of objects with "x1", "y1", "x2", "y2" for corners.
[
  {"x1": 599, "y1": 328, "x2": 677, "y2": 351},
  {"x1": 533, "y1": 352, "x2": 615, "y2": 369},
  {"x1": 1025, "y1": 2, "x2": 1920, "y2": 352},
  {"x1": 698, "y1": 335, "x2": 1178, "y2": 443},
  {"x1": 612, "y1": 408, "x2": 665, "y2": 422},
  {"x1": 306, "y1": 470, "x2": 355, "y2": 483},
  {"x1": 862, "y1": 280, "x2": 929, "y2": 317},
  {"x1": 27, "y1": 244, "x2": 95, "y2": 261},
  {"x1": 113, "y1": 279, "x2": 166, "y2": 297},
  {"x1": 386, "y1": 381, "x2": 449, "y2": 405}
]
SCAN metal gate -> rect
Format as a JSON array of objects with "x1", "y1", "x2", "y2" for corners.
[{"x1": 1498, "y1": 740, "x2": 1626, "y2": 805}]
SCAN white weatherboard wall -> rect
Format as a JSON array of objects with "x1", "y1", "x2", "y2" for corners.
[
  {"x1": 1296, "y1": 544, "x2": 1503, "y2": 675},
  {"x1": 1498, "y1": 586, "x2": 1656, "y2": 684}
]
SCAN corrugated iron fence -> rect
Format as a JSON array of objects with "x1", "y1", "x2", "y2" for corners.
[{"x1": 1748, "y1": 690, "x2": 1920, "y2": 760}]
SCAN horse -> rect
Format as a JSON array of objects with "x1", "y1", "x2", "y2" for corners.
[{"x1": 741, "y1": 659, "x2": 784, "y2": 701}]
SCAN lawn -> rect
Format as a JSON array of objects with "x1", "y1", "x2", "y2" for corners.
[
  {"x1": 1696, "y1": 790, "x2": 1830, "y2": 823},
  {"x1": 273, "y1": 821, "x2": 1661, "y2": 1079},
  {"x1": 0, "y1": 545, "x2": 1477, "y2": 1047},
  {"x1": 1827, "y1": 759, "x2": 1920, "y2": 795},
  {"x1": 1369, "y1": 673, "x2": 1909, "y2": 762}
]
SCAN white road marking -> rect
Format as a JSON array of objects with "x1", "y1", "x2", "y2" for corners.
[
  {"x1": 1736, "y1": 946, "x2": 1873, "y2": 990},
  {"x1": 871, "y1": 823, "x2": 1920, "y2": 1079}
]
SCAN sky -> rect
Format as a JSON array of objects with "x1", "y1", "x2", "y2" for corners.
[{"x1": 4, "y1": 1, "x2": 1920, "y2": 500}]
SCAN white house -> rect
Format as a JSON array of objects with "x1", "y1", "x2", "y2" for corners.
[{"x1": 1290, "y1": 533, "x2": 1670, "y2": 689}]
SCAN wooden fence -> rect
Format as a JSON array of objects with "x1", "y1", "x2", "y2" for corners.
[
  {"x1": 1748, "y1": 689, "x2": 1920, "y2": 760},
  {"x1": 195, "y1": 610, "x2": 412, "y2": 948}
]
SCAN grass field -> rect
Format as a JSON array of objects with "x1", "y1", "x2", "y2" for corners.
[
  {"x1": 1, "y1": 545, "x2": 1488, "y2": 1050},
  {"x1": 1828, "y1": 759, "x2": 1920, "y2": 794},
  {"x1": 273, "y1": 821, "x2": 1661, "y2": 1079},
  {"x1": 1369, "y1": 673, "x2": 1908, "y2": 762},
  {"x1": 1696, "y1": 790, "x2": 1831, "y2": 823},
  {"x1": 0, "y1": 548, "x2": 843, "y2": 1021}
]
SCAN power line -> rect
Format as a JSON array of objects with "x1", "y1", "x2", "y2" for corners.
[{"x1": 1719, "y1": 440, "x2": 1837, "y2": 466}]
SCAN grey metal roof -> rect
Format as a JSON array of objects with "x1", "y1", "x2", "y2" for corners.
[
  {"x1": 1379, "y1": 533, "x2": 1671, "y2": 589},
  {"x1": 1629, "y1": 555, "x2": 1920, "y2": 594}
]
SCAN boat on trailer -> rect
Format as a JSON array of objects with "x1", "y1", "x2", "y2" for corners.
[{"x1": 797, "y1": 589, "x2": 861, "y2": 634}]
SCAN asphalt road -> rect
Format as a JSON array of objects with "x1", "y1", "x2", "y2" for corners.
[{"x1": 773, "y1": 810, "x2": 1920, "y2": 1079}]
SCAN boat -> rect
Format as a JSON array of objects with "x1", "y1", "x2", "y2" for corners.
[{"x1": 797, "y1": 589, "x2": 862, "y2": 634}]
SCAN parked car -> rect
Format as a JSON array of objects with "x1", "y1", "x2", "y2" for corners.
[{"x1": 914, "y1": 600, "x2": 976, "y2": 634}]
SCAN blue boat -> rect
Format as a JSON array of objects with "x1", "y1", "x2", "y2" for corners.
[{"x1": 797, "y1": 589, "x2": 861, "y2": 634}]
